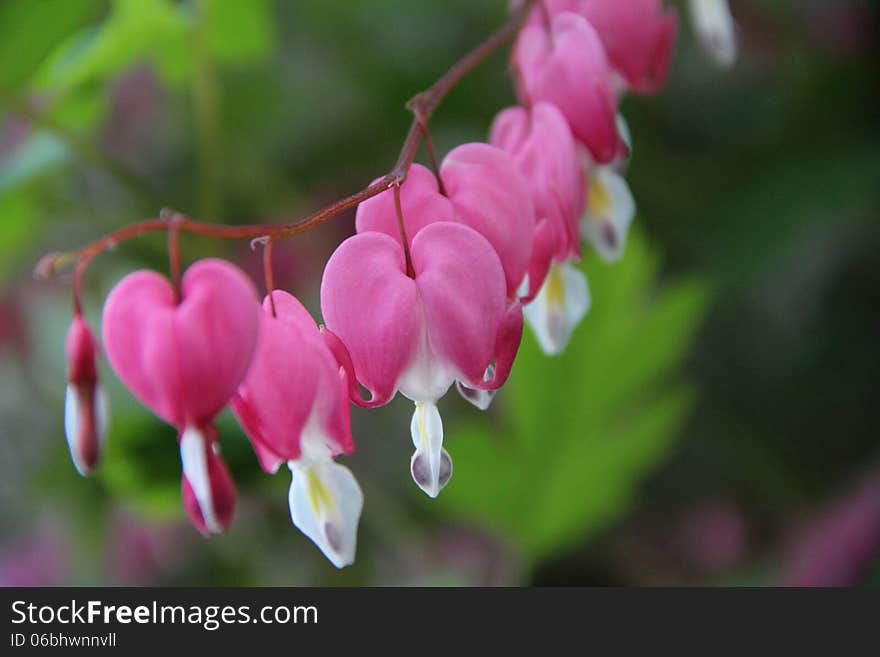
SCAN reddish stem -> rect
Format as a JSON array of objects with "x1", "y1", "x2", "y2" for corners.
[
  {"x1": 34, "y1": 2, "x2": 534, "y2": 284},
  {"x1": 418, "y1": 122, "x2": 447, "y2": 196},
  {"x1": 262, "y1": 238, "x2": 277, "y2": 317},
  {"x1": 393, "y1": 184, "x2": 415, "y2": 278},
  {"x1": 167, "y1": 212, "x2": 183, "y2": 302}
]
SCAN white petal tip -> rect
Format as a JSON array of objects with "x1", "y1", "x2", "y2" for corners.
[
  {"x1": 64, "y1": 383, "x2": 108, "y2": 476},
  {"x1": 689, "y1": 0, "x2": 738, "y2": 69},
  {"x1": 524, "y1": 263, "x2": 591, "y2": 356},
  {"x1": 456, "y1": 380, "x2": 496, "y2": 411},
  {"x1": 410, "y1": 447, "x2": 453, "y2": 498},
  {"x1": 289, "y1": 459, "x2": 363, "y2": 568},
  {"x1": 180, "y1": 426, "x2": 222, "y2": 534}
]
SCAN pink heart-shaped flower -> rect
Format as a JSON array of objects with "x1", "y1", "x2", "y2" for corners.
[
  {"x1": 232, "y1": 291, "x2": 354, "y2": 472},
  {"x1": 102, "y1": 258, "x2": 259, "y2": 429},
  {"x1": 321, "y1": 222, "x2": 507, "y2": 404},
  {"x1": 514, "y1": 11, "x2": 621, "y2": 163},
  {"x1": 490, "y1": 102, "x2": 585, "y2": 266}
]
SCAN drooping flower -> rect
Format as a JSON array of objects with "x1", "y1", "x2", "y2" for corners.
[
  {"x1": 688, "y1": 0, "x2": 738, "y2": 68},
  {"x1": 523, "y1": 0, "x2": 678, "y2": 95},
  {"x1": 439, "y1": 143, "x2": 535, "y2": 299},
  {"x1": 64, "y1": 313, "x2": 108, "y2": 475},
  {"x1": 102, "y1": 258, "x2": 259, "y2": 534},
  {"x1": 490, "y1": 102, "x2": 591, "y2": 355},
  {"x1": 513, "y1": 10, "x2": 621, "y2": 164},
  {"x1": 321, "y1": 222, "x2": 521, "y2": 497},
  {"x1": 231, "y1": 291, "x2": 362, "y2": 568},
  {"x1": 357, "y1": 149, "x2": 531, "y2": 409}
]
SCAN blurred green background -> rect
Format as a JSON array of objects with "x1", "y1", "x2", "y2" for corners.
[{"x1": 1, "y1": 0, "x2": 878, "y2": 586}]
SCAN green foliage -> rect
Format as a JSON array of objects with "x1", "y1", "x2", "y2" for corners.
[
  {"x1": 36, "y1": 0, "x2": 191, "y2": 97},
  {"x1": 0, "y1": 0, "x2": 276, "y2": 210},
  {"x1": 437, "y1": 229, "x2": 712, "y2": 564},
  {"x1": 0, "y1": 0, "x2": 103, "y2": 95},
  {"x1": 97, "y1": 415, "x2": 182, "y2": 519},
  {"x1": 200, "y1": 0, "x2": 275, "y2": 65},
  {"x1": 0, "y1": 192, "x2": 41, "y2": 279}
]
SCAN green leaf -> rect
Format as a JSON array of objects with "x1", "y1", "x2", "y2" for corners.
[
  {"x1": 0, "y1": 192, "x2": 40, "y2": 279},
  {"x1": 437, "y1": 229, "x2": 712, "y2": 565},
  {"x1": 0, "y1": 0, "x2": 103, "y2": 95},
  {"x1": 35, "y1": 0, "x2": 190, "y2": 97}
]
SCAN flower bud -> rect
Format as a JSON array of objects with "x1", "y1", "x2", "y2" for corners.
[{"x1": 64, "y1": 314, "x2": 108, "y2": 475}]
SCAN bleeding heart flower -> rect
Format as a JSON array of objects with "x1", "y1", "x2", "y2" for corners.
[
  {"x1": 524, "y1": 0, "x2": 678, "y2": 94},
  {"x1": 321, "y1": 222, "x2": 522, "y2": 497},
  {"x1": 102, "y1": 258, "x2": 260, "y2": 534},
  {"x1": 688, "y1": 0, "x2": 737, "y2": 68},
  {"x1": 490, "y1": 102, "x2": 585, "y2": 287},
  {"x1": 232, "y1": 291, "x2": 362, "y2": 568},
  {"x1": 490, "y1": 101, "x2": 591, "y2": 355},
  {"x1": 439, "y1": 143, "x2": 535, "y2": 299},
  {"x1": 64, "y1": 314, "x2": 108, "y2": 475},
  {"x1": 513, "y1": 11, "x2": 621, "y2": 164},
  {"x1": 358, "y1": 154, "x2": 531, "y2": 410}
]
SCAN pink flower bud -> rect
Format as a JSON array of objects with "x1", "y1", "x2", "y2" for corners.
[
  {"x1": 64, "y1": 314, "x2": 108, "y2": 475},
  {"x1": 513, "y1": 11, "x2": 621, "y2": 164}
]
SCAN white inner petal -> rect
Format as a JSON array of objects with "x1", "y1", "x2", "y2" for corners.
[
  {"x1": 288, "y1": 456, "x2": 363, "y2": 569},
  {"x1": 396, "y1": 316, "x2": 455, "y2": 403},
  {"x1": 456, "y1": 363, "x2": 497, "y2": 411},
  {"x1": 523, "y1": 261, "x2": 591, "y2": 356},
  {"x1": 409, "y1": 401, "x2": 452, "y2": 498},
  {"x1": 689, "y1": 0, "x2": 738, "y2": 68},
  {"x1": 64, "y1": 384, "x2": 84, "y2": 476},
  {"x1": 180, "y1": 426, "x2": 221, "y2": 534},
  {"x1": 582, "y1": 166, "x2": 636, "y2": 263}
]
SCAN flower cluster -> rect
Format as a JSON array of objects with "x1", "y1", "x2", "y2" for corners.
[{"x1": 58, "y1": 1, "x2": 738, "y2": 568}]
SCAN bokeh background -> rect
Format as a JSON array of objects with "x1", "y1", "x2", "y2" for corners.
[{"x1": 1, "y1": 0, "x2": 878, "y2": 586}]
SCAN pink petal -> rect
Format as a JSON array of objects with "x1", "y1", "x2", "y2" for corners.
[
  {"x1": 523, "y1": 218, "x2": 558, "y2": 302},
  {"x1": 490, "y1": 103, "x2": 584, "y2": 262},
  {"x1": 411, "y1": 222, "x2": 507, "y2": 386},
  {"x1": 440, "y1": 143, "x2": 535, "y2": 298},
  {"x1": 573, "y1": 0, "x2": 678, "y2": 94},
  {"x1": 355, "y1": 164, "x2": 454, "y2": 247},
  {"x1": 102, "y1": 259, "x2": 259, "y2": 428},
  {"x1": 320, "y1": 232, "x2": 420, "y2": 405},
  {"x1": 232, "y1": 291, "x2": 353, "y2": 467},
  {"x1": 514, "y1": 11, "x2": 620, "y2": 163}
]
